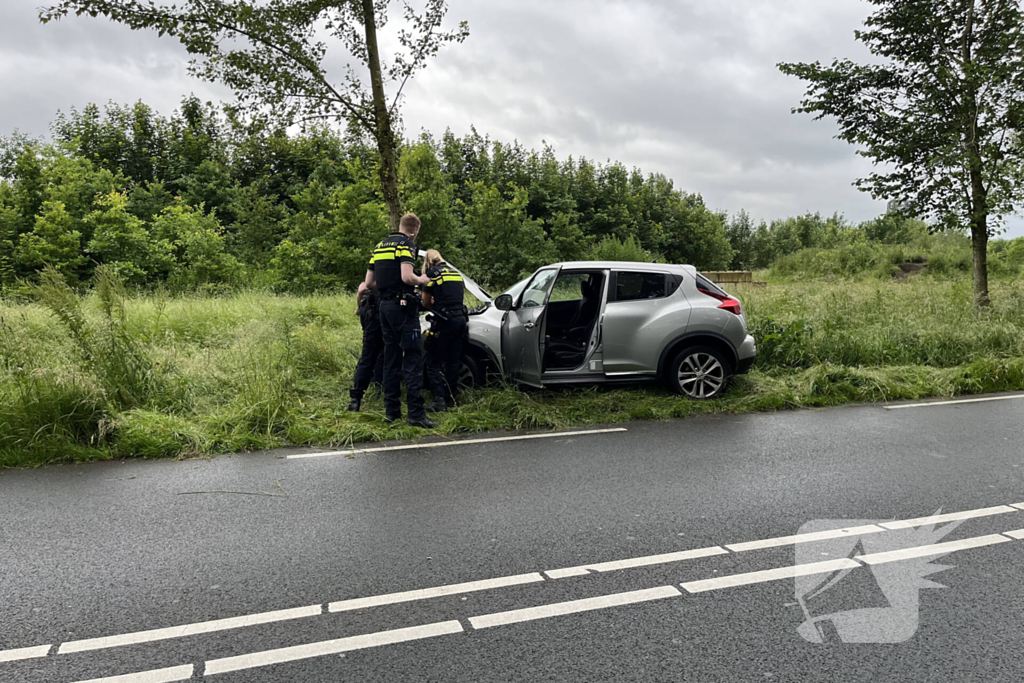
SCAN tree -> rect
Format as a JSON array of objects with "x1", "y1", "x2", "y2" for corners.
[
  {"x1": 779, "y1": 0, "x2": 1024, "y2": 308},
  {"x1": 152, "y1": 202, "x2": 240, "y2": 288},
  {"x1": 85, "y1": 191, "x2": 174, "y2": 284},
  {"x1": 40, "y1": 0, "x2": 469, "y2": 232},
  {"x1": 15, "y1": 200, "x2": 86, "y2": 280},
  {"x1": 464, "y1": 183, "x2": 554, "y2": 290}
]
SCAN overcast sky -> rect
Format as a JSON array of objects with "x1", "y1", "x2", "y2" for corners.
[{"x1": 3, "y1": 0, "x2": 1022, "y2": 238}]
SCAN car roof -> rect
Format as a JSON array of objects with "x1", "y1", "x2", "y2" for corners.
[{"x1": 547, "y1": 261, "x2": 695, "y2": 274}]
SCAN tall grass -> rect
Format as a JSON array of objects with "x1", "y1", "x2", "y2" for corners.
[
  {"x1": 2, "y1": 272, "x2": 1023, "y2": 468},
  {"x1": 768, "y1": 235, "x2": 1024, "y2": 281}
]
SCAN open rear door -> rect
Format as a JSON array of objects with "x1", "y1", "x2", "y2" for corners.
[{"x1": 501, "y1": 267, "x2": 560, "y2": 387}]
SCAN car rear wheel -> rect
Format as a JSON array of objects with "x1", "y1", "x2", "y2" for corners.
[{"x1": 667, "y1": 346, "x2": 731, "y2": 400}]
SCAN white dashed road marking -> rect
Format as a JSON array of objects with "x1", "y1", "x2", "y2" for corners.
[
  {"x1": 544, "y1": 546, "x2": 728, "y2": 579},
  {"x1": 879, "y1": 505, "x2": 1016, "y2": 530},
  {"x1": 204, "y1": 621, "x2": 464, "y2": 676},
  {"x1": 59, "y1": 605, "x2": 323, "y2": 654},
  {"x1": 72, "y1": 664, "x2": 194, "y2": 683},
  {"x1": 0, "y1": 644, "x2": 51, "y2": 663},
  {"x1": 857, "y1": 534, "x2": 1013, "y2": 565},
  {"x1": 1003, "y1": 529, "x2": 1024, "y2": 540},
  {"x1": 681, "y1": 559, "x2": 861, "y2": 594},
  {"x1": 286, "y1": 428, "x2": 629, "y2": 459},
  {"x1": 726, "y1": 524, "x2": 885, "y2": 552},
  {"x1": 469, "y1": 586, "x2": 682, "y2": 629},
  {"x1": 328, "y1": 573, "x2": 545, "y2": 612}
]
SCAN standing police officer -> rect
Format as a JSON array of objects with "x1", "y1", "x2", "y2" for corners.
[
  {"x1": 347, "y1": 282, "x2": 384, "y2": 412},
  {"x1": 421, "y1": 249, "x2": 467, "y2": 413},
  {"x1": 362, "y1": 213, "x2": 437, "y2": 428}
]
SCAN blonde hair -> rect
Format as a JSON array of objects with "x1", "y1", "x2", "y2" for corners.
[{"x1": 424, "y1": 249, "x2": 443, "y2": 269}]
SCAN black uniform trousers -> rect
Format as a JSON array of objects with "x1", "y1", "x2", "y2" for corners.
[
  {"x1": 349, "y1": 300, "x2": 384, "y2": 401},
  {"x1": 379, "y1": 298, "x2": 427, "y2": 421},
  {"x1": 426, "y1": 315, "x2": 467, "y2": 405}
]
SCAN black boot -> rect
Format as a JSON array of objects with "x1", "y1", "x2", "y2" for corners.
[
  {"x1": 408, "y1": 416, "x2": 439, "y2": 429},
  {"x1": 426, "y1": 399, "x2": 448, "y2": 413},
  {"x1": 347, "y1": 396, "x2": 361, "y2": 412}
]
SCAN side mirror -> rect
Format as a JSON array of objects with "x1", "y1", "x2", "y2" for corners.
[{"x1": 494, "y1": 293, "x2": 514, "y2": 311}]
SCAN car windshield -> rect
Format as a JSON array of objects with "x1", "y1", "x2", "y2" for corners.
[{"x1": 502, "y1": 277, "x2": 531, "y2": 303}]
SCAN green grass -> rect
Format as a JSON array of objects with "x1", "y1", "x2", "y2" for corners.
[{"x1": 2, "y1": 276, "x2": 1024, "y2": 468}]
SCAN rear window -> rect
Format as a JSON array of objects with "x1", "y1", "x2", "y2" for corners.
[
  {"x1": 695, "y1": 273, "x2": 728, "y2": 297},
  {"x1": 615, "y1": 272, "x2": 666, "y2": 301}
]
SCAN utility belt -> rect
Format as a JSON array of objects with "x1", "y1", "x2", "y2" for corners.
[
  {"x1": 379, "y1": 290, "x2": 420, "y2": 311},
  {"x1": 434, "y1": 304, "x2": 469, "y2": 319}
]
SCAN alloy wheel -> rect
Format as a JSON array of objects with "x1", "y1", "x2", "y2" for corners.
[{"x1": 677, "y1": 352, "x2": 725, "y2": 399}]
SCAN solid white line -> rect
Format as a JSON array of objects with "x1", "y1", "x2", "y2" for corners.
[
  {"x1": 545, "y1": 546, "x2": 728, "y2": 579},
  {"x1": 204, "y1": 621, "x2": 463, "y2": 676},
  {"x1": 859, "y1": 534, "x2": 1011, "y2": 565},
  {"x1": 887, "y1": 394, "x2": 1024, "y2": 410},
  {"x1": 681, "y1": 559, "x2": 860, "y2": 594},
  {"x1": 0, "y1": 644, "x2": 51, "y2": 663},
  {"x1": 468, "y1": 586, "x2": 681, "y2": 629},
  {"x1": 726, "y1": 524, "x2": 884, "y2": 552},
  {"x1": 1003, "y1": 529, "x2": 1024, "y2": 540},
  {"x1": 58, "y1": 605, "x2": 322, "y2": 654},
  {"x1": 73, "y1": 664, "x2": 194, "y2": 683},
  {"x1": 328, "y1": 573, "x2": 544, "y2": 612},
  {"x1": 287, "y1": 428, "x2": 629, "y2": 459},
  {"x1": 879, "y1": 505, "x2": 1016, "y2": 530}
]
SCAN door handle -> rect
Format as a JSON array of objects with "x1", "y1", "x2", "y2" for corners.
[{"x1": 524, "y1": 322, "x2": 535, "y2": 330}]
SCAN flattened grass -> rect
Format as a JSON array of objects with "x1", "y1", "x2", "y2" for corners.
[{"x1": 2, "y1": 277, "x2": 1023, "y2": 468}]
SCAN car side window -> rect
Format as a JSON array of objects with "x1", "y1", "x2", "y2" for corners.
[
  {"x1": 519, "y1": 269, "x2": 559, "y2": 308},
  {"x1": 615, "y1": 272, "x2": 666, "y2": 302}
]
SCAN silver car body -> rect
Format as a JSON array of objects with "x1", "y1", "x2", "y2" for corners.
[{"x1": 448, "y1": 261, "x2": 756, "y2": 389}]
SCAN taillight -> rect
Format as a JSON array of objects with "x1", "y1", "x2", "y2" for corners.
[
  {"x1": 717, "y1": 298, "x2": 742, "y2": 315},
  {"x1": 698, "y1": 287, "x2": 742, "y2": 315}
]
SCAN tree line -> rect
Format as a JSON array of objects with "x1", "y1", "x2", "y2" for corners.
[{"x1": 0, "y1": 98, "x2": 952, "y2": 294}]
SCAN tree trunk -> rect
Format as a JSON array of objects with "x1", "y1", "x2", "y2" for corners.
[
  {"x1": 968, "y1": 155, "x2": 990, "y2": 309},
  {"x1": 961, "y1": 0, "x2": 989, "y2": 310},
  {"x1": 361, "y1": 0, "x2": 403, "y2": 232},
  {"x1": 970, "y1": 221, "x2": 990, "y2": 310}
]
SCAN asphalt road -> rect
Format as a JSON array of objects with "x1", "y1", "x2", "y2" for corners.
[{"x1": 3, "y1": 393, "x2": 1024, "y2": 682}]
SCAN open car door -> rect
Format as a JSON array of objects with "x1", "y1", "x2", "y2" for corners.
[{"x1": 501, "y1": 267, "x2": 560, "y2": 388}]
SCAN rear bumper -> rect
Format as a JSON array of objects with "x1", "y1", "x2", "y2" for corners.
[{"x1": 736, "y1": 335, "x2": 757, "y2": 374}]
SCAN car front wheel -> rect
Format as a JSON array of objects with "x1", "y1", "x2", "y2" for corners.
[{"x1": 667, "y1": 346, "x2": 731, "y2": 400}]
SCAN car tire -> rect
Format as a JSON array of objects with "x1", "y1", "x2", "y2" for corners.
[
  {"x1": 459, "y1": 354, "x2": 483, "y2": 389},
  {"x1": 667, "y1": 345, "x2": 732, "y2": 400}
]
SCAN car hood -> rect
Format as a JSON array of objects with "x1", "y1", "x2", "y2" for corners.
[{"x1": 417, "y1": 250, "x2": 491, "y2": 303}]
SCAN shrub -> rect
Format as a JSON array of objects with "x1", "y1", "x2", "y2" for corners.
[
  {"x1": 85, "y1": 191, "x2": 174, "y2": 285},
  {"x1": 15, "y1": 200, "x2": 85, "y2": 281},
  {"x1": 153, "y1": 202, "x2": 241, "y2": 290}
]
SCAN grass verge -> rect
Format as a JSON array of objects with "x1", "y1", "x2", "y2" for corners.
[{"x1": 2, "y1": 276, "x2": 1023, "y2": 468}]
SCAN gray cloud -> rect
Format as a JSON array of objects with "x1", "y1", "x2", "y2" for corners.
[{"x1": 1, "y1": 0, "x2": 1021, "y2": 237}]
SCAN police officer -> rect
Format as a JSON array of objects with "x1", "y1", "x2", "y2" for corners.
[
  {"x1": 347, "y1": 282, "x2": 384, "y2": 412},
  {"x1": 421, "y1": 249, "x2": 468, "y2": 413},
  {"x1": 362, "y1": 213, "x2": 437, "y2": 428}
]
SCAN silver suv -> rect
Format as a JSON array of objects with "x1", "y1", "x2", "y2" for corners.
[{"x1": 448, "y1": 261, "x2": 756, "y2": 400}]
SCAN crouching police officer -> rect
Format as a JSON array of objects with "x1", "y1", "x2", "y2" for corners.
[
  {"x1": 347, "y1": 282, "x2": 384, "y2": 412},
  {"x1": 422, "y1": 249, "x2": 468, "y2": 413},
  {"x1": 362, "y1": 213, "x2": 437, "y2": 429}
]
